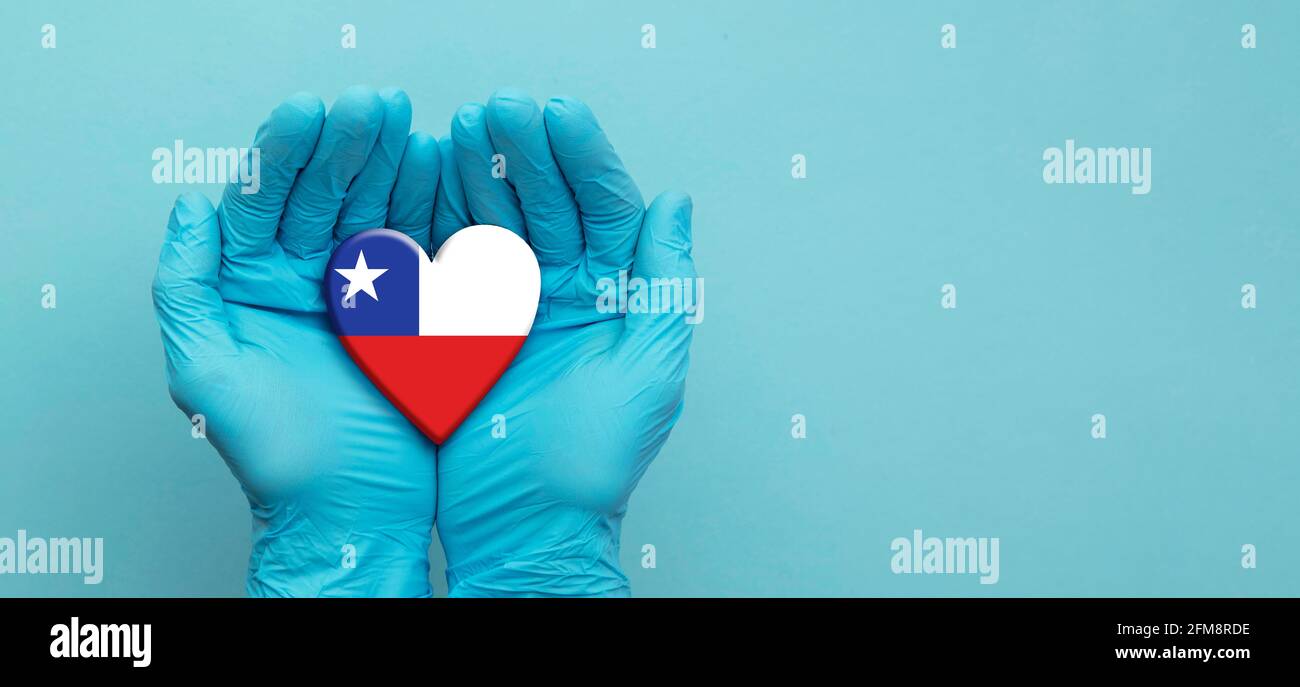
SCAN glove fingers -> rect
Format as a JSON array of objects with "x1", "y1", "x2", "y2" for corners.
[
  {"x1": 544, "y1": 96, "x2": 644, "y2": 279},
  {"x1": 278, "y1": 86, "x2": 385, "y2": 260},
  {"x1": 485, "y1": 89, "x2": 583, "y2": 267},
  {"x1": 450, "y1": 102, "x2": 526, "y2": 240},
  {"x1": 153, "y1": 192, "x2": 239, "y2": 371},
  {"x1": 335, "y1": 87, "x2": 413, "y2": 244},
  {"x1": 219, "y1": 92, "x2": 324, "y2": 258},
  {"x1": 385, "y1": 131, "x2": 441, "y2": 252},
  {"x1": 617, "y1": 191, "x2": 696, "y2": 373},
  {"x1": 431, "y1": 136, "x2": 471, "y2": 251}
]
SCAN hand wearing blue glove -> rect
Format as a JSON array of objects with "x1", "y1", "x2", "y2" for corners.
[
  {"x1": 151, "y1": 86, "x2": 443, "y2": 597},
  {"x1": 434, "y1": 90, "x2": 697, "y2": 596}
]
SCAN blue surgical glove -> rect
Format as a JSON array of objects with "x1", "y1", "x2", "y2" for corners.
[
  {"x1": 433, "y1": 90, "x2": 697, "y2": 596},
  {"x1": 151, "y1": 87, "x2": 443, "y2": 597}
]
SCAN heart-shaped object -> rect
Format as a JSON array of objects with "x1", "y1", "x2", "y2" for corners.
[{"x1": 326, "y1": 226, "x2": 540, "y2": 443}]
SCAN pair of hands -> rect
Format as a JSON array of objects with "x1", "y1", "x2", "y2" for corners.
[{"x1": 152, "y1": 86, "x2": 696, "y2": 597}]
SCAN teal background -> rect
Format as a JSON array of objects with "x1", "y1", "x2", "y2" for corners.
[{"x1": 2, "y1": 1, "x2": 1297, "y2": 596}]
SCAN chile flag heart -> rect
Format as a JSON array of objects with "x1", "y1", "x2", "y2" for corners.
[{"x1": 325, "y1": 226, "x2": 540, "y2": 443}]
